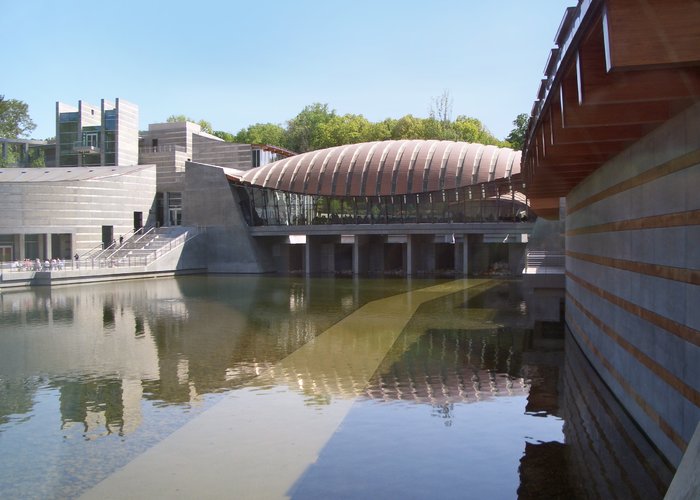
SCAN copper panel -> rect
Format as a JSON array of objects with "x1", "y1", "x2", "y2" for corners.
[
  {"x1": 461, "y1": 145, "x2": 482, "y2": 187},
  {"x1": 277, "y1": 157, "x2": 301, "y2": 191},
  {"x1": 493, "y1": 149, "x2": 513, "y2": 182},
  {"x1": 394, "y1": 141, "x2": 421, "y2": 194},
  {"x1": 344, "y1": 143, "x2": 368, "y2": 196},
  {"x1": 476, "y1": 146, "x2": 498, "y2": 184},
  {"x1": 364, "y1": 142, "x2": 392, "y2": 196},
  {"x1": 333, "y1": 144, "x2": 359, "y2": 196},
  {"x1": 378, "y1": 142, "x2": 402, "y2": 195},
  {"x1": 262, "y1": 160, "x2": 287, "y2": 189},
  {"x1": 317, "y1": 148, "x2": 343, "y2": 195},
  {"x1": 426, "y1": 142, "x2": 451, "y2": 191},
  {"x1": 348, "y1": 151, "x2": 368, "y2": 196},
  {"x1": 408, "y1": 142, "x2": 431, "y2": 193},
  {"x1": 444, "y1": 143, "x2": 467, "y2": 190},
  {"x1": 239, "y1": 140, "x2": 523, "y2": 199}
]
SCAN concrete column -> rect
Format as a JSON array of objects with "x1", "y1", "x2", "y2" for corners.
[
  {"x1": 304, "y1": 242, "x2": 311, "y2": 277},
  {"x1": 462, "y1": 236, "x2": 469, "y2": 277},
  {"x1": 46, "y1": 233, "x2": 52, "y2": 260},
  {"x1": 18, "y1": 233, "x2": 25, "y2": 260},
  {"x1": 454, "y1": 241, "x2": 460, "y2": 275},
  {"x1": 353, "y1": 239, "x2": 359, "y2": 276},
  {"x1": 406, "y1": 235, "x2": 413, "y2": 277}
]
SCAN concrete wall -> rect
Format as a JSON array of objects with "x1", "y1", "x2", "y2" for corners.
[
  {"x1": 0, "y1": 165, "x2": 157, "y2": 258},
  {"x1": 183, "y1": 162, "x2": 272, "y2": 273},
  {"x1": 141, "y1": 122, "x2": 200, "y2": 158},
  {"x1": 115, "y1": 99, "x2": 139, "y2": 166},
  {"x1": 192, "y1": 135, "x2": 253, "y2": 170},
  {"x1": 565, "y1": 102, "x2": 700, "y2": 466}
]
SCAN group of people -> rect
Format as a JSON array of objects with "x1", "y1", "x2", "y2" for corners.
[{"x1": 13, "y1": 258, "x2": 66, "y2": 272}]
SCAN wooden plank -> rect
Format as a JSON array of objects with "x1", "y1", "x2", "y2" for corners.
[
  {"x1": 578, "y1": 18, "x2": 700, "y2": 104},
  {"x1": 604, "y1": 0, "x2": 700, "y2": 69},
  {"x1": 547, "y1": 99, "x2": 652, "y2": 144}
]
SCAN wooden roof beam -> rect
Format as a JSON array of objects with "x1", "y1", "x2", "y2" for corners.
[
  {"x1": 577, "y1": 17, "x2": 700, "y2": 105},
  {"x1": 603, "y1": 0, "x2": 700, "y2": 70}
]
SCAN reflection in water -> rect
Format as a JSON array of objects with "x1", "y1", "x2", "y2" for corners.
[
  {"x1": 559, "y1": 333, "x2": 674, "y2": 499},
  {"x1": 0, "y1": 277, "x2": 674, "y2": 499}
]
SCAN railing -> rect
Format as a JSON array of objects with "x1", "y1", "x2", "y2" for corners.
[
  {"x1": 525, "y1": 251, "x2": 565, "y2": 272},
  {"x1": 0, "y1": 227, "x2": 202, "y2": 276}
]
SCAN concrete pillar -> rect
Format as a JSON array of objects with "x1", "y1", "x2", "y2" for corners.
[
  {"x1": 46, "y1": 233, "x2": 52, "y2": 260},
  {"x1": 454, "y1": 241, "x2": 460, "y2": 275},
  {"x1": 304, "y1": 242, "x2": 311, "y2": 277},
  {"x1": 462, "y1": 237, "x2": 469, "y2": 276},
  {"x1": 19, "y1": 233, "x2": 26, "y2": 260},
  {"x1": 406, "y1": 235, "x2": 413, "y2": 277},
  {"x1": 353, "y1": 238, "x2": 359, "y2": 276}
]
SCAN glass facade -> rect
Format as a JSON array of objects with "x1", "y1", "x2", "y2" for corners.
[
  {"x1": 58, "y1": 112, "x2": 79, "y2": 167},
  {"x1": 81, "y1": 125, "x2": 102, "y2": 167},
  {"x1": 234, "y1": 181, "x2": 531, "y2": 227},
  {"x1": 104, "y1": 109, "x2": 117, "y2": 165}
]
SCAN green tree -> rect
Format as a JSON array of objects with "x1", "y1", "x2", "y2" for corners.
[
  {"x1": 213, "y1": 130, "x2": 236, "y2": 142},
  {"x1": 390, "y1": 114, "x2": 425, "y2": 139},
  {"x1": 453, "y1": 115, "x2": 505, "y2": 146},
  {"x1": 233, "y1": 122, "x2": 287, "y2": 147},
  {"x1": 314, "y1": 114, "x2": 372, "y2": 149},
  {"x1": 0, "y1": 95, "x2": 36, "y2": 138},
  {"x1": 286, "y1": 103, "x2": 336, "y2": 153},
  {"x1": 368, "y1": 118, "x2": 396, "y2": 141},
  {"x1": 505, "y1": 113, "x2": 529, "y2": 150},
  {"x1": 166, "y1": 114, "x2": 190, "y2": 123},
  {"x1": 165, "y1": 114, "x2": 213, "y2": 134}
]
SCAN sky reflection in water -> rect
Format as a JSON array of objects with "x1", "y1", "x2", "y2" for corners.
[{"x1": 0, "y1": 276, "x2": 671, "y2": 499}]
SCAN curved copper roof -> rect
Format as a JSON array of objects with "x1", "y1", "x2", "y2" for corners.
[{"x1": 236, "y1": 140, "x2": 521, "y2": 197}]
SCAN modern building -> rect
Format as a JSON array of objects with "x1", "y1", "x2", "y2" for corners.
[
  {"x1": 0, "y1": 100, "x2": 294, "y2": 263},
  {"x1": 521, "y1": 0, "x2": 700, "y2": 470},
  {"x1": 1, "y1": 97, "x2": 533, "y2": 278},
  {"x1": 219, "y1": 139, "x2": 533, "y2": 276},
  {"x1": 56, "y1": 98, "x2": 139, "y2": 168}
]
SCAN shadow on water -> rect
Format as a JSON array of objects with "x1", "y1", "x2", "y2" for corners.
[
  {"x1": 0, "y1": 277, "x2": 675, "y2": 499},
  {"x1": 289, "y1": 280, "x2": 674, "y2": 500}
]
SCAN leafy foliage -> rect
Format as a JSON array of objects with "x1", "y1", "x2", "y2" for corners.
[
  {"x1": 166, "y1": 114, "x2": 213, "y2": 134},
  {"x1": 505, "y1": 113, "x2": 529, "y2": 150},
  {"x1": 0, "y1": 95, "x2": 36, "y2": 138},
  {"x1": 188, "y1": 96, "x2": 510, "y2": 153}
]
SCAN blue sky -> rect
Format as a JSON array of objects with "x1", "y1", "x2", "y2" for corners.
[{"x1": 3, "y1": 0, "x2": 573, "y2": 141}]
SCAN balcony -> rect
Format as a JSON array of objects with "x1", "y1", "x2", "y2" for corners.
[{"x1": 73, "y1": 141, "x2": 100, "y2": 154}]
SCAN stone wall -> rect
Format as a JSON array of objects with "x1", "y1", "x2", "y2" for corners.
[
  {"x1": 182, "y1": 162, "x2": 272, "y2": 273},
  {"x1": 0, "y1": 165, "x2": 157, "y2": 257},
  {"x1": 565, "y1": 102, "x2": 700, "y2": 466}
]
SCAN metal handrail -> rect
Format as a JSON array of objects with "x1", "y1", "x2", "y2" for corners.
[{"x1": 0, "y1": 227, "x2": 204, "y2": 275}]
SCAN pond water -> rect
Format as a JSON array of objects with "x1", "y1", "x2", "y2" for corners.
[{"x1": 0, "y1": 276, "x2": 673, "y2": 499}]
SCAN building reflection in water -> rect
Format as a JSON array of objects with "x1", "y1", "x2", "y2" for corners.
[
  {"x1": 516, "y1": 324, "x2": 674, "y2": 499},
  {"x1": 0, "y1": 277, "x2": 675, "y2": 499},
  {"x1": 0, "y1": 276, "x2": 417, "y2": 438}
]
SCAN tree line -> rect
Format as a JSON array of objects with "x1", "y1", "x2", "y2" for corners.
[
  {"x1": 210, "y1": 103, "x2": 527, "y2": 153},
  {"x1": 0, "y1": 94, "x2": 529, "y2": 167}
]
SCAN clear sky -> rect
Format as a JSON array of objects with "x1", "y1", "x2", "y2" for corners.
[{"x1": 3, "y1": 0, "x2": 574, "y2": 142}]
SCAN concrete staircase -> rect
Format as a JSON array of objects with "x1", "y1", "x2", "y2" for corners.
[{"x1": 93, "y1": 226, "x2": 197, "y2": 267}]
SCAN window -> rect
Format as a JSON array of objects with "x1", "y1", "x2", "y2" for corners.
[{"x1": 84, "y1": 133, "x2": 98, "y2": 147}]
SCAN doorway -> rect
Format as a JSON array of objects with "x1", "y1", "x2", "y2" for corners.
[
  {"x1": 133, "y1": 211, "x2": 143, "y2": 232},
  {"x1": 102, "y1": 225, "x2": 114, "y2": 249}
]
